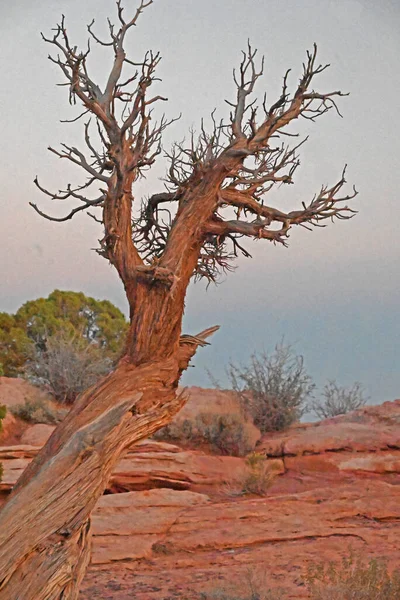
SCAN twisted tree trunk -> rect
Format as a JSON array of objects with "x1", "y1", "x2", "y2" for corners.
[{"x1": 0, "y1": 320, "x2": 216, "y2": 599}]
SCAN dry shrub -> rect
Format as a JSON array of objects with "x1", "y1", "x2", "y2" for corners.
[
  {"x1": 228, "y1": 342, "x2": 315, "y2": 434},
  {"x1": 201, "y1": 592, "x2": 280, "y2": 600},
  {"x1": 202, "y1": 556, "x2": 400, "y2": 600},
  {"x1": 10, "y1": 397, "x2": 67, "y2": 425},
  {"x1": 155, "y1": 418, "x2": 194, "y2": 443},
  {"x1": 223, "y1": 452, "x2": 274, "y2": 497},
  {"x1": 242, "y1": 452, "x2": 273, "y2": 496},
  {"x1": 201, "y1": 569, "x2": 284, "y2": 600},
  {"x1": 194, "y1": 412, "x2": 255, "y2": 457},
  {"x1": 310, "y1": 380, "x2": 367, "y2": 420},
  {"x1": 151, "y1": 541, "x2": 174, "y2": 555},
  {"x1": 156, "y1": 412, "x2": 255, "y2": 457},
  {"x1": 24, "y1": 332, "x2": 113, "y2": 404},
  {"x1": 0, "y1": 405, "x2": 6, "y2": 428},
  {"x1": 306, "y1": 554, "x2": 400, "y2": 599}
]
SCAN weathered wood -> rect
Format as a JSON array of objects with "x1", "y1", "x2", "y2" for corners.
[{"x1": 0, "y1": 329, "x2": 216, "y2": 599}]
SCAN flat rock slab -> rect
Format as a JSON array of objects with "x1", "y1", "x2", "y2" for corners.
[
  {"x1": 20, "y1": 424, "x2": 55, "y2": 446},
  {"x1": 82, "y1": 479, "x2": 400, "y2": 599},
  {"x1": 258, "y1": 400, "x2": 400, "y2": 457},
  {"x1": 285, "y1": 450, "x2": 400, "y2": 475},
  {"x1": 109, "y1": 449, "x2": 283, "y2": 493},
  {"x1": 92, "y1": 489, "x2": 209, "y2": 564},
  {"x1": 0, "y1": 442, "x2": 284, "y2": 492}
]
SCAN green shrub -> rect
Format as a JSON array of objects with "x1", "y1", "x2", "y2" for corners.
[
  {"x1": 10, "y1": 398, "x2": 67, "y2": 425},
  {"x1": 223, "y1": 452, "x2": 274, "y2": 498},
  {"x1": 0, "y1": 290, "x2": 127, "y2": 377},
  {"x1": 306, "y1": 554, "x2": 400, "y2": 599},
  {"x1": 0, "y1": 313, "x2": 32, "y2": 377}
]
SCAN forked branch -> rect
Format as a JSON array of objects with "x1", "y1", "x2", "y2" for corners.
[
  {"x1": 34, "y1": 7, "x2": 357, "y2": 288},
  {"x1": 141, "y1": 43, "x2": 357, "y2": 283},
  {"x1": 33, "y1": 1, "x2": 175, "y2": 285}
]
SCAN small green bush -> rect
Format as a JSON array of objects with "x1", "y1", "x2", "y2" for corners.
[
  {"x1": 306, "y1": 554, "x2": 400, "y2": 600},
  {"x1": 10, "y1": 398, "x2": 67, "y2": 425}
]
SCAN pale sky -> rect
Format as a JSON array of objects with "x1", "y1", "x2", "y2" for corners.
[{"x1": 1, "y1": 0, "x2": 399, "y2": 405}]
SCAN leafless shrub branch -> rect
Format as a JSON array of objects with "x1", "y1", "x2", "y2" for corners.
[
  {"x1": 310, "y1": 380, "x2": 368, "y2": 420},
  {"x1": 228, "y1": 342, "x2": 315, "y2": 433},
  {"x1": 24, "y1": 333, "x2": 113, "y2": 404}
]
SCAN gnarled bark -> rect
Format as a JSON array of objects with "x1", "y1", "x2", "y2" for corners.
[{"x1": 0, "y1": 328, "x2": 216, "y2": 600}]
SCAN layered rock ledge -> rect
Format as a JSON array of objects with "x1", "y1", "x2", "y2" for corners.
[{"x1": 1, "y1": 386, "x2": 399, "y2": 598}]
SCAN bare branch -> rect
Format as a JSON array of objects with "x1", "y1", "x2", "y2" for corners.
[
  {"x1": 30, "y1": 195, "x2": 104, "y2": 222},
  {"x1": 231, "y1": 42, "x2": 264, "y2": 139},
  {"x1": 48, "y1": 144, "x2": 110, "y2": 182},
  {"x1": 60, "y1": 109, "x2": 90, "y2": 123},
  {"x1": 87, "y1": 19, "x2": 114, "y2": 47},
  {"x1": 198, "y1": 168, "x2": 358, "y2": 267},
  {"x1": 205, "y1": 217, "x2": 291, "y2": 245},
  {"x1": 154, "y1": 43, "x2": 356, "y2": 283}
]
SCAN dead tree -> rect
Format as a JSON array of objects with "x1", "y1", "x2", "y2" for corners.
[{"x1": 0, "y1": 2, "x2": 357, "y2": 598}]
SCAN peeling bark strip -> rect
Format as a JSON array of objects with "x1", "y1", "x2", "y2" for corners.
[{"x1": 0, "y1": 0, "x2": 357, "y2": 597}]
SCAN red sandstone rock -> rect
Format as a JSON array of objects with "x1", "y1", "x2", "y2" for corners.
[
  {"x1": 1, "y1": 381, "x2": 400, "y2": 599},
  {"x1": 92, "y1": 489, "x2": 210, "y2": 564},
  {"x1": 284, "y1": 451, "x2": 400, "y2": 475},
  {"x1": 258, "y1": 400, "x2": 400, "y2": 457},
  {"x1": 0, "y1": 445, "x2": 39, "y2": 493},
  {"x1": 20, "y1": 424, "x2": 55, "y2": 446},
  {"x1": 0, "y1": 377, "x2": 52, "y2": 409},
  {"x1": 109, "y1": 445, "x2": 283, "y2": 493},
  {"x1": 0, "y1": 440, "x2": 284, "y2": 492},
  {"x1": 0, "y1": 412, "x2": 29, "y2": 445},
  {"x1": 80, "y1": 479, "x2": 400, "y2": 599}
]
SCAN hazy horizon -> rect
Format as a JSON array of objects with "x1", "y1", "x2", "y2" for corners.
[{"x1": 1, "y1": 0, "x2": 399, "y2": 404}]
